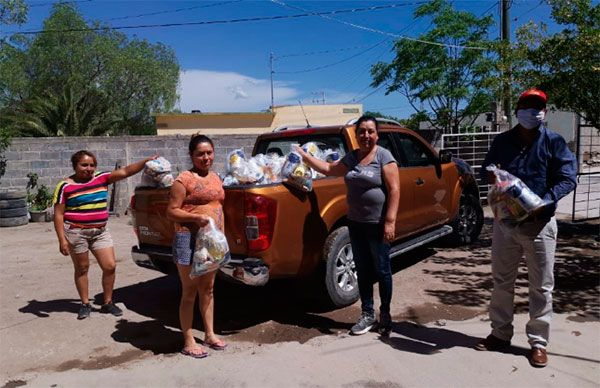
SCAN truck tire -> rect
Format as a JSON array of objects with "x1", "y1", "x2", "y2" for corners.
[
  {"x1": 0, "y1": 207, "x2": 28, "y2": 218},
  {"x1": 446, "y1": 193, "x2": 483, "y2": 245},
  {"x1": 0, "y1": 198, "x2": 27, "y2": 209},
  {"x1": 323, "y1": 226, "x2": 359, "y2": 307},
  {"x1": 0, "y1": 189, "x2": 27, "y2": 200},
  {"x1": 0, "y1": 215, "x2": 29, "y2": 227}
]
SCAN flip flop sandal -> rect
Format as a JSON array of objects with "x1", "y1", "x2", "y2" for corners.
[
  {"x1": 181, "y1": 347, "x2": 209, "y2": 359},
  {"x1": 202, "y1": 340, "x2": 228, "y2": 351}
]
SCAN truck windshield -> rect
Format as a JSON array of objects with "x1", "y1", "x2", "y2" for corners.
[{"x1": 254, "y1": 134, "x2": 349, "y2": 158}]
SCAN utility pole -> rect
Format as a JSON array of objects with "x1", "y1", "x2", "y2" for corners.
[
  {"x1": 269, "y1": 52, "x2": 274, "y2": 110},
  {"x1": 501, "y1": 0, "x2": 511, "y2": 126}
]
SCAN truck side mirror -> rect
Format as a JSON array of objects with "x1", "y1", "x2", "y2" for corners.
[{"x1": 439, "y1": 149, "x2": 452, "y2": 164}]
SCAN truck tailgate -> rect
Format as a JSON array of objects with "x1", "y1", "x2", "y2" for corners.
[{"x1": 131, "y1": 187, "x2": 173, "y2": 247}]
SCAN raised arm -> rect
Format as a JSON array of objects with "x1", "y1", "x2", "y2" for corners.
[
  {"x1": 382, "y1": 162, "x2": 400, "y2": 242},
  {"x1": 294, "y1": 145, "x2": 348, "y2": 177},
  {"x1": 108, "y1": 155, "x2": 158, "y2": 184}
]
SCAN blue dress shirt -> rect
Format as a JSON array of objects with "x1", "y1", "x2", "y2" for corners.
[{"x1": 481, "y1": 124, "x2": 577, "y2": 216}]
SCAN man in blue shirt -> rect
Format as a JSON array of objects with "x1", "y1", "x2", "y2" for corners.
[{"x1": 474, "y1": 89, "x2": 577, "y2": 368}]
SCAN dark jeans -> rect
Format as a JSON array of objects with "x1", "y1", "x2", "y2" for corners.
[{"x1": 348, "y1": 220, "x2": 392, "y2": 317}]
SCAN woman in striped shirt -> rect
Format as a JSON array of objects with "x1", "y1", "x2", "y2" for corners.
[{"x1": 53, "y1": 150, "x2": 156, "y2": 320}]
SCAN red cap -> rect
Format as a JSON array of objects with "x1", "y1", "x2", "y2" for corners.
[{"x1": 518, "y1": 89, "x2": 547, "y2": 104}]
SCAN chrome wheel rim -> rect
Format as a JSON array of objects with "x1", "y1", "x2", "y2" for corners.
[
  {"x1": 459, "y1": 199, "x2": 477, "y2": 238},
  {"x1": 334, "y1": 243, "x2": 357, "y2": 292}
]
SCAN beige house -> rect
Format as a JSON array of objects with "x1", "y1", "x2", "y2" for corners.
[{"x1": 155, "y1": 104, "x2": 363, "y2": 135}]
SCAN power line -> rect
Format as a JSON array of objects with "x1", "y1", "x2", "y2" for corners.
[
  {"x1": 29, "y1": 0, "x2": 92, "y2": 8},
  {"x1": 4, "y1": 3, "x2": 413, "y2": 35},
  {"x1": 272, "y1": 0, "x2": 490, "y2": 51},
  {"x1": 104, "y1": 0, "x2": 243, "y2": 22},
  {"x1": 275, "y1": 41, "x2": 388, "y2": 60},
  {"x1": 276, "y1": 39, "x2": 388, "y2": 74}
]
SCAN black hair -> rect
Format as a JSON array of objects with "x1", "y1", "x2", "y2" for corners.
[
  {"x1": 355, "y1": 115, "x2": 379, "y2": 132},
  {"x1": 71, "y1": 150, "x2": 97, "y2": 169},
  {"x1": 189, "y1": 134, "x2": 214, "y2": 155}
]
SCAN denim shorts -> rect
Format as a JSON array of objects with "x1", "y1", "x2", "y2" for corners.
[
  {"x1": 64, "y1": 225, "x2": 113, "y2": 254},
  {"x1": 172, "y1": 231, "x2": 195, "y2": 266}
]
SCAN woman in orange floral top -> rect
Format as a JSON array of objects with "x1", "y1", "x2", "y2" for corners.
[{"x1": 167, "y1": 134, "x2": 226, "y2": 358}]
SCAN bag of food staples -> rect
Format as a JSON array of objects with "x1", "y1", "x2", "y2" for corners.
[{"x1": 190, "y1": 218, "x2": 231, "y2": 278}]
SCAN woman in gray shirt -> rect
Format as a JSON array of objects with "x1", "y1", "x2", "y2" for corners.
[{"x1": 296, "y1": 115, "x2": 400, "y2": 336}]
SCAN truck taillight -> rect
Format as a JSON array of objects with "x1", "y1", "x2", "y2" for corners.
[
  {"x1": 129, "y1": 195, "x2": 136, "y2": 211},
  {"x1": 245, "y1": 194, "x2": 276, "y2": 251},
  {"x1": 129, "y1": 195, "x2": 139, "y2": 239}
]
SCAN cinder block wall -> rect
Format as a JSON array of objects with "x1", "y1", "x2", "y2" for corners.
[{"x1": 0, "y1": 135, "x2": 258, "y2": 214}]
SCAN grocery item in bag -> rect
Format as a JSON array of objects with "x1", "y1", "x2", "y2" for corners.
[
  {"x1": 190, "y1": 218, "x2": 231, "y2": 278},
  {"x1": 281, "y1": 152, "x2": 313, "y2": 191},
  {"x1": 139, "y1": 157, "x2": 174, "y2": 188},
  {"x1": 486, "y1": 164, "x2": 547, "y2": 221},
  {"x1": 226, "y1": 149, "x2": 263, "y2": 183}
]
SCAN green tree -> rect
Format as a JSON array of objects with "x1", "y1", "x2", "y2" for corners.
[
  {"x1": 514, "y1": 0, "x2": 600, "y2": 128},
  {"x1": 1, "y1": 3, "x2": 180, "y2": 136},
  {"x1": 0, "y1": 0, "x2": 28, "y2": 26},
  {"x1": 371, "y1": 0, "x2": 496, "y2": 141}
]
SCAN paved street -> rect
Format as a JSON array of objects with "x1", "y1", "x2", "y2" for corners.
[{"x1": 1, "y1": 208, "x2": 598, "y2": 387}]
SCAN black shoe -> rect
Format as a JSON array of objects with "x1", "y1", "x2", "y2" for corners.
[
  {"x1": 100, "y1": 301, "x2": 123, "y2": 317},
  {"x1": 475, "y1": 334, "x2": 510, "y2": 351},
  {"x1": 378, "y1": 312, "x2": 392, "y2": 336},
  {"x1": 77, "y1": 303, "x2": 91, "y2": 320}
]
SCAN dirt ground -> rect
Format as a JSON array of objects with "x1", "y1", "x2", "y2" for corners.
[{"x1": 0, "y1": 210, "x2": 598, "y2": 387}]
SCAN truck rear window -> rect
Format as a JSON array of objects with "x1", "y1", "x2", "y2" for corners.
[{"x1": 254, "y1": 134, "x2": 349, "y2": 158}]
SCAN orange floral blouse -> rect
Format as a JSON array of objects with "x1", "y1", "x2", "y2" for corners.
[{"x1": 174, "y1": 170, "x2": 225, "y2": 233}]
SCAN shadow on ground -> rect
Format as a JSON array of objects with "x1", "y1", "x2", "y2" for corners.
[
  {"x1": 425, "y1": 218, "x2": 600, "y2": 321},
  {"x1": 18, "y1": 298, "x2": 87, "y2": 318},
  {"x1": 99, "y1": 244, "x2": 438, "y2": 353}
]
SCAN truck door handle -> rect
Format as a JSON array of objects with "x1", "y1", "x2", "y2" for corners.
[{"x1": 415, "y1": 178, "x2": 425, "y2": 186}]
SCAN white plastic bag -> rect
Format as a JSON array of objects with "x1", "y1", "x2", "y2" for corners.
[
  {"x1": 281, "y1": 151, "x2": 313, "y2": 191},
  {"x1": 139, "y1": 157, "x2": 174, "y2": 188},
  {"x1": 226, "y1": 148, "x2": 264, "y2": 183},
  {"x1": 190, "y1": 218, "x2": 231, "y2": 278},
  {"x1": 486, "y1": 164, "x2": 547, "y2": 221}
]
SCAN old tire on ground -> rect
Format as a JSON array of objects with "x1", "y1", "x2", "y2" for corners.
[
  {"x1": 446, "y1": 193, "x2": 484, "y2": 246},
  {"x1": 0, "y1": 189, "x2": 27, "y2": 200},
  {"x1": 323, "y1": 226, "x2": 359, "y2": 308},
  {"x1": 0, "y1": 207, "x2": 28, "y2": 218},
  {"x1": 0, "y1": 198, "x2": 27, "y2": 209},
  {"x1": 0, "y1": 215, "x2": 29, "y2": 227}
]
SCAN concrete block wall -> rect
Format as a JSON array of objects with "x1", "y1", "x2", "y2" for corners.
[{"x1": 0, "y1": 134, "x2": 258, "y2": 214}]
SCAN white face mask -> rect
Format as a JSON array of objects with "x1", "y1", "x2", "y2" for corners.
[{"x1": 517, "y1": 108, "x2": 545, "y2": 129}]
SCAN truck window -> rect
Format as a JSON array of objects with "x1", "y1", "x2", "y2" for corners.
[
  {"x1": 255, "y1": 134, "x2": 349, "y2": 157},
  {"x1": 377, "y1": 132, "x2": 403, "y2": 166},
  {"x1": 393, "y1": 133, "x2": 436, "y2": 167}
]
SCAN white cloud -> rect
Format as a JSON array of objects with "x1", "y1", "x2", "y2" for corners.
[{"x1": 178, "y1": 69, "x2": 299, "y2": 112}]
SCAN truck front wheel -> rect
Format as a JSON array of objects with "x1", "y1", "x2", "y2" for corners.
[
  {"x1": 323, "y1": 226, "x2": 359, "y2": 307},
  {"x1": 447, "y1": 192, "x2": 484, "y2": 245}
]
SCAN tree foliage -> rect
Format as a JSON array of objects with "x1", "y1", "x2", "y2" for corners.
[
  {"x1": 1, "y1": 3, "x2": 180, "y2": 136},
  {"x1": 371, "y1": 0, "x2": 496, "y2": 139},
  {"x1": 514, "y1": 0, "x2": 600, "y2": 128},
  {"x1": 0, "y1": 0, "x2": 27, "y2": 26}
]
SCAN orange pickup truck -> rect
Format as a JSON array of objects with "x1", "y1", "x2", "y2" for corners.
[{"x1": 130, "y1": 120, "x2": 483, "y2": 307}]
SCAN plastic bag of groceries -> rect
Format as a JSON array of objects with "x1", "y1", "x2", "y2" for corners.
[
  {"x1": 139, "y1": 157, "x2": 174, "y2": 188},
  {"x1": 226, "y1": 149, "x2": 263, "y2": 184},
  {"x1": 281, "y1": 151, "x2": 313, "y2": 192},
  {"x1": 486, "y1": 164, "x2": 547, "y2": 221},
  {"x1": 190, "y1": 218, "x2": 231, "y2": 278},
  {"x1": 253, "y1": 153, "x2": 286, "y2": 184}
]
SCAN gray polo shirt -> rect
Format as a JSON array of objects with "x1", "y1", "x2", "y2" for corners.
[{"x1": 341, "y1": 146, "x2": 397, "y2": 224}]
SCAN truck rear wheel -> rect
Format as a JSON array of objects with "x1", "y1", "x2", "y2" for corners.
[{"x1": 323, "y1": 226, "x2": 359, "y2": 307}]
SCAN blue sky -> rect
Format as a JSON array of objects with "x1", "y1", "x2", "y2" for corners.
[{"x1": 12, "y1": 0, "x2": 564, "y2": 118}]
